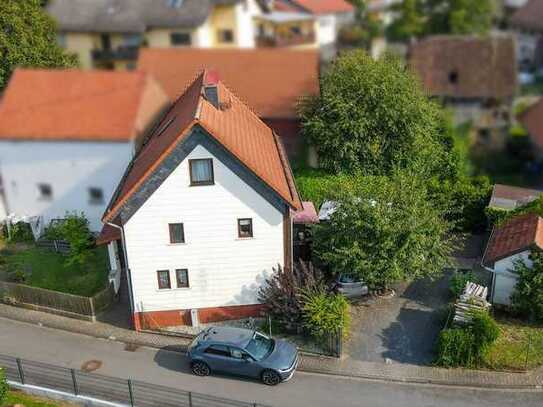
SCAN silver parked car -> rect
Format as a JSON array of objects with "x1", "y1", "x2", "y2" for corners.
[
  {"x1": 188, "y1": 326, "x2": 299, "y2": 385},
  {"x1": 335, "y1": 274, "x2": 369, "y2": 298}
]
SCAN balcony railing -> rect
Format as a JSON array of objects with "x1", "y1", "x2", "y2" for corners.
[
  {"x1": 91, "y1": 45, "x2": 139, "y2": 62},
  {"x1": 256, "y1": 32, "x2": 316, "y2": 48}
]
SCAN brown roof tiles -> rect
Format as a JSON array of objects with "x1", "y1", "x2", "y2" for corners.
[{"x1": 510, "y1": 0, "x2": 543, "y2": 32}]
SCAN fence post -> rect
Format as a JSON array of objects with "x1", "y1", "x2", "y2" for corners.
[
  {"x1": 188, "y1": 391, "x2": 193, "y2": 407},
  {"x1": 70, "y1": 369, "x2": 78, "y2": 396},
  {"x1": 127, "y1": 379, "x2": 135, "y2": 407},
  {"x1": 337, "y1": 328, "x2": 343, "y2": 358},
  {"x1": 15, "y1": 358, "x2": 25, "y2": 384}
]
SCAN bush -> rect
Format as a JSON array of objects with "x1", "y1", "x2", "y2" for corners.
[
  {"x1": 258, "y1": 262, "x2": 323, "y2": 324},
  {"x1": 0, "y1": 369, "x2": 7, "y2": 405},
  {"x1": 53, "y1": 212, "x2": 94, "y2": 267},
  {"x1": 449, "y1": 270, "x2": 478, "y2": 298},
  {"x1": 301, "y1": 288, "x2": 350, "y2": 339},
  {"x1": 6, "y1": 222, "x2": 34, "y2": 243},
  {"x1": 511, "y1": 251, "x2": 543, "y2": 321},
  {"x1": 436, "y1": 311, "x2": 499, "y2": 367}
]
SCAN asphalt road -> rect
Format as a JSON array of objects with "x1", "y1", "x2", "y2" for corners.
[{"x1": 0, "y1": 317, "x2": 541, "y2": 407}]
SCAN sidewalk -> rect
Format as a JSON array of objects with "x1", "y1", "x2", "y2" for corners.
[{"x1": 0, "y1": 303, "x2": 542, "y2": 390}]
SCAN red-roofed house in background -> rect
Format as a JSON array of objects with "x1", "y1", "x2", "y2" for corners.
[
  {"x1": 99, "y1": 70, "x2": 301, "y2": 330},
  {"x1": 0, "y1": 69, "x2": 169, "y2": 232},
  {"x1": 137, "y1": 48, "x2": 320, "y2": 158},
  {"x1": 518, "y1": 97, "x2": 543, "y2": 156},
  {"x1": 409, "y1": 35, "x2": 517, "y2": 150},
  {"x1": 274, "y1": 0, "x2": 354, "y2": 59},
  {"x1": 483, "y1": 213, "x2": 543, "y2": 305}
]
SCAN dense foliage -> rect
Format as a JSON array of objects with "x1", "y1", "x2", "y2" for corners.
[
  {"x1": 299, "y1": 51, "x2": 452, "y2": 178},
  {"x1": 258, "y1": 262, "x2": 323, "y2": 324},
  {"x1": 0, "y1": 0, "x2": 77, "y2": 89},
  {"x1": 388, "y1": 0, "x2": 494, "y2": 41},
  {"x1": 301, "y1": 288, "x2": 350, "y2": 338},
  {"x1": 436, "y1": 311, "x2": 499, "y2": 367},
  {"x1": 5, "y1": 222, "x2": 34, "y2": 243},
  {"x1": 313, "y1": 173, "x2": 453, "y2": 289},
  {"x1": 511, "y1": 252, "x2": 543, "y2": 321},
  {"x1": 486, "y1": 195, "x2": 543, "y2": 227},
  {"x1": 0, "y1": 369, "x2": 7, "y2": 405}
]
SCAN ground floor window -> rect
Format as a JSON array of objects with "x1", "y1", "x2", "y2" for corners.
[{"x1": 176, "y1": 268, "x2": 189, "y2": 288}]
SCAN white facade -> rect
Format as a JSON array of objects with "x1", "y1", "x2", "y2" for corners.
[
  {"x1": 491, "y1": 250, "x2": 531, "y2": 305},
  {"x1": 316, "y1": 11, "x2": 354, "y2": 59},
  {"x1": 123, "y1": 144, "x2": 285, "y2": 315},
  {"x1": 0, "y1": 140, "x2": 134, "y2": 232},
  {"x1": 235, "y1": 0, "x2": 262, "y2": 48}
]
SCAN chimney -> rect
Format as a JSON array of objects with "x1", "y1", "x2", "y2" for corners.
[{"x1": 204, "y1": 69, "x2": 220, "y2": 109}]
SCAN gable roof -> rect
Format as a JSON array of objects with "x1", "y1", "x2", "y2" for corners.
[
  {"x1": 137, "y1": 48, "x2": 320, "y2": 119},
  {"x1": 489, "y1": 184, "x2": 543, "y2": 210},
  {"x1": 276, "y1": 0, "x2": 353, "y2": 14},
  {"x1": 47, "y1": 0, "x2": 243, "y2": 33},
  {"x1": 408, "y1": 35, "x2": 517, "y2": 100},
  {"x1": 510, "y1": 0, "x2": 543, "y2": 32},
  {"x1": 519, "y1": 98, "x2": 543, "y2": 149},
  {"x1": 483, "y1": 213, "x2": 543, "y2": 266},
  {"x1": 0, "y1": 69, "x2": 169, "y2": 142},
  {"x1": 103, "y1": 70, "x2": 302, "y2": 223}
]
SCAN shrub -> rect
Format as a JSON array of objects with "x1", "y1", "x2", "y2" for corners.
[
  {"x1": 301, "y1": 288, "x2": 350, "y2": 339},
  {"x1": 511, "y1": 251, "x2": 543, "y2": 321},
  {"x1": 436, "y1": 311, "x2": 499, "y2": 367},
  {"x1": 6, "y1": 222, "x2": 34, "y2": 243},
  {"x1": 258, "y1": 262, "x2": 323, "y2": 324},
  {"x1": 0, "y1": 369, "x2": 7, "y2": 405},
  {"x1": 59, "y1": 212, "x2": 94, "y2": 267},
  {"x1": 449, "y1": 270, "x2": 478, "y2": 298}
]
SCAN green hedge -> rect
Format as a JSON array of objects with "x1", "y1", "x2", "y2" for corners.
[
  {"x1": 301, "y1": 288, "x2": 350, "y2": 339},
  {"x1": 0, "y1": 369, "x2": 7, "y2": 405}
]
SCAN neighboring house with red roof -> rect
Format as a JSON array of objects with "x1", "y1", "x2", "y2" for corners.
[
  {"x1": 408, "y1": 35, "x2": 517, "y2": 149},
  {"x1": 137, "y1": 48, "x2": 320, "y2": 157},
  {"x1": 518, "y1": 97, "x2": 543, "y2": 154},
  {"x1": 488, "y1": 184, "x2": 543, "y2": 211},
  {"x1": 98, "y1": 69, "x2": 301, "y2": 329},
  {"x1": 483, "y1": 213, "x2": 543, "y2": 305},
  {"x1": 0, "y1": 69, "x2": 169, "y2": 232},
  {"x1": 275, "y1": 0, "x2": 354, "y2": 58},
  {"x1": 510, "y1": 0, "x2": 543, "y2": 70}
]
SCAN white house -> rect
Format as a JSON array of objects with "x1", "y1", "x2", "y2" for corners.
[
  {"x1": 483, "y1": 212, "x2": 543, "y2": 306},
  {"x1": 98, "y1": 70, "x2": 302, "y2": 330},
  {"x1": 0, "y1": 69, "x2": 169, "y2": 232}
]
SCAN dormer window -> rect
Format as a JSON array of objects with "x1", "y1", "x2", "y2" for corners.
[
  {"x1": 189, "y1": 159, "x2": 214, "y2": 186},
  {"x1": 449, "y1": 70, "x2": 459, "y2": 84}
]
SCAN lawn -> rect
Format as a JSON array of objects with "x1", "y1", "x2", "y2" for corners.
[
  {"x1": 2, "y1": 390, "x2": 74, "y2": 407},
  {"x1": 0, "y1": 243, "x2": 109, "y2": 297},
  {"x1": 483, "y1": 317, "x2": 543, "y2": 371}
]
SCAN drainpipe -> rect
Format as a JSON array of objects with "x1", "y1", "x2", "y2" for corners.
[{"x1": 106, "y1": 221, "x2": 135, "y2": 315}]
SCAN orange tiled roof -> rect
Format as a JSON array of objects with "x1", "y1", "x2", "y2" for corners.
[
  {"x1": 483, "y1": 213, "x2": 543, "y2": 266},
  {"x1": 278, "y1": 0, "x2": 354, "y2": 14},
  {"x1": 0, "y1": 69, "x2": 169, "y2": 142},
  {"x1": 104, "y1": 70, "x2": 302, "y2": 222},
  {"x1": 137, "y1": 48, "x2": 320, "y2": 119}
]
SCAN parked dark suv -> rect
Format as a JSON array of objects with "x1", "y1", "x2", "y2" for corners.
[{"x1": 188, "y1": 326, "x2": 299, "y2": 385}]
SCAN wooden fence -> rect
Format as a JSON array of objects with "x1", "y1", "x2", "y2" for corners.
[{"x1": 0, "y1": 281, "x2": 116, "y2": 321}]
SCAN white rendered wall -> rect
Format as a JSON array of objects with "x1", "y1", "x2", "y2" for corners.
[
  {"x1": 491, "y1": 250, "x2": 530, "y2": 305},
  {"x1": 123, "y1": 144, "x2": 285, "y2": 314},
  {"x1": 0, "y1": 141, "x2": 134, "y2": 232}
]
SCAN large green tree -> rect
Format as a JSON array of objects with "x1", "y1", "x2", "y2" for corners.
[
  {"x1": 313, "y1": 173, "x2": 453, "y2": 290},
  {"x1": 387, "y1": 0, "x2": 426, "y2": 42},
  {"x1": 299, "y1": 50, "x2": 452, "y2": 178},
  {"x1": 0, "y1": 0, "x2": 76, "y2": 89}
]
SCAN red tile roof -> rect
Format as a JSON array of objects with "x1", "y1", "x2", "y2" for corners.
[
  {"x1": 489, "y1": 184, "x2": 543, "y2": 209},
  {"x1": 103, "y1": 70, "x2": 302, "y2": 223},
  {"x1": 0, "y1": 69, "x2": 169, "y2": 142},
  {"x1": 483, "y1": 213, "x2": 543, "y2": 266},
  {"x1": 519, "y1": 98, "x2": 543, "y2": 149},
  {"x1": 408, "y1": 35, "x2": 517, "y2": 100},
  {"x1": 137, "y1": 48, "x2": 320, "y2": 119},
  {"x1": 277, "y1": 0, "x2": 354, "y2": 14},
  {"x1": 511, "y1": 0, "x2": 543, "y2": 32}
]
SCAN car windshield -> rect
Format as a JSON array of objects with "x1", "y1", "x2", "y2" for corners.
[
  {"x1": 245, "y1": 332, "x2": 274, "y2": 361},
  {"x1": 339, "y1": 274, "x2": 358, "y2": 284}
]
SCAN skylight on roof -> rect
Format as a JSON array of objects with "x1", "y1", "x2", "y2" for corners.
[{"x1": 167, "y1": 0, "x2": 184, "y2": 8}]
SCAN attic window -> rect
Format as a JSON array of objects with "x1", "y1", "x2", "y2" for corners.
[
  {"x1": 167, "y1": 0, "x2": 184, "y2": 8},
  {"x1": 449, "y1": 70, "x2": 459, "y2": 84}
]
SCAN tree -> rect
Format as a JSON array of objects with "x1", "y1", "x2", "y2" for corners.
[
  {"x1": 511, "y1": 251, "x2": 543, "y2": 321},
  {"x1": 0, "y1": 0, "x2": 77, "y2": 89},
  {"x1": 299, "y1": 51, "x2": 451, "y2": 178},
  {"x1": 340, "y1": 0, "x2": 382, "y2": 49},
  {"x1": 59, "y1": 212, "x2": 94, "y2": 267},
  {"x1": 387, "y1": 0, "x2": 425, "y2": 42},
  {"x1": 426, "y1": 0, "x2": 495, "y2": 36},
  {"x1": 313, "y1": 173, "x2": 453, "y2": 290}
]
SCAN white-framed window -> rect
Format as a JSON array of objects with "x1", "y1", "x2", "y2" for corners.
[{"x1": 37, "y1": 183, "x2": 53, "y2": 201}]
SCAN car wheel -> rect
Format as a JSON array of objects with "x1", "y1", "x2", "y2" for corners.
[
  {"x1": 261, "y1": 369, "x2": 281, "y2": 386},
  {"x1": 191, "y1": 361, "x2": 210, "y2": 377}
]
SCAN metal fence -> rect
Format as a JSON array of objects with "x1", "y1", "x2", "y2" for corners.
[
  {"x1": 36, "y1": 239, "x2": 70, "y2": 255},
  {"x1": 0, "y1": 354, "x2": 270, "y2": 407},
  {"x1": 0, "y1": 281, "x2": 116, "y2": 321}
]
